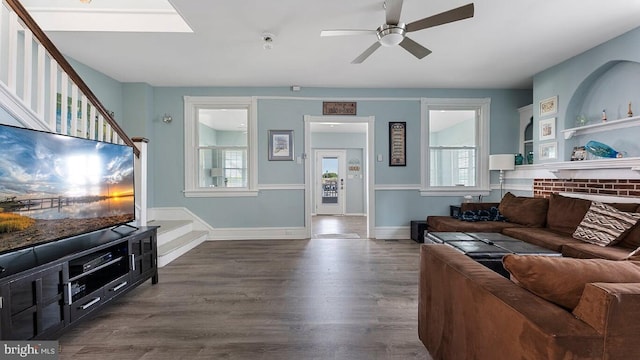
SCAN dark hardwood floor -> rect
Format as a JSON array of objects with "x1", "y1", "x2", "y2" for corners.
[
  {"x1": 312, "y1": 215, "x2": 367, "y2": 239},
  {"x1": 59, "y1": 226, "x2": 429, "y2": 359}
]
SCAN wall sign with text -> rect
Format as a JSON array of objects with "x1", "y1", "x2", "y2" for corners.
[
  {"x1": 322, "y1": 102, "x2": 357, "y2": 115},
  {"x1": 389, "y1": 121, "x2": 406, "y2": 166}
]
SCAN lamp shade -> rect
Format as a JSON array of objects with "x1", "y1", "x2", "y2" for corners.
[
  {"x1": 210, "y1": 168, "x2": 224, "y2": 177},
  {"x1": 489, "y1": 154, "x2": 515, "y2": 171}
]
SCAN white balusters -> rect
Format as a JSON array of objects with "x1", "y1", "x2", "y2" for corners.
[
  {"x1": 48, "y1": 59, "x2": 57, "y2": 130},
  {"x1": 70, "y1": 84, "x2": 78, "y2": 136},
  {"x1": 60, "y1": 72, "x2": 68, "y2": 134},
  {"x1": 7, "y1": 11, "x2": 17, "y2": 92},
  {"x1": 97, "y1": 113, "x2": 104, "y2": 141},
  {"x1": 80, "y1": 94, "x2": 88, "y2": 138},
  {"x1": 22, "y1": 28, "x2": 32, "y2": 106},
  {"x1": 36, "y1": 43, "x2": 45, "y2": 117},
  {"x1": 0, "y1": 0, "x2": 131, "y2": 150}
]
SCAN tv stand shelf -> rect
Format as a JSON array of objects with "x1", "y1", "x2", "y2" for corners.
[{"x1": 0, "y1": 226, "x2": 158, "y2": 340}]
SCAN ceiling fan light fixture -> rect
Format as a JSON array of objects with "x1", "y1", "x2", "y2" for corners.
[{"x1": 377, "y1": 24, "x2": 405, "y2": 47}]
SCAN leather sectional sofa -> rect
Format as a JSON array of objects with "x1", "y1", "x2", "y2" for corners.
[{"x1": 419, "y1": 192, "x2": 640, "y2": 359}]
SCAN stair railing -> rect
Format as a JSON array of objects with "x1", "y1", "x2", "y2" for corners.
[{"x1": 0, "y1": 0, "x2": 139, "y2": 157}]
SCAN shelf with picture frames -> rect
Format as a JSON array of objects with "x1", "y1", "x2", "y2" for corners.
[{"x1": 562, "y1": 115, "x2": 640, "y2": 139}]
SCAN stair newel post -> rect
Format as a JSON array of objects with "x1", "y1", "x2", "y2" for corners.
[{"x1": 132, "y1": 137, "x2": 149, "y2": 226}]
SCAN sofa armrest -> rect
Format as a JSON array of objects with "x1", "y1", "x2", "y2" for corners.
[
  {"x1": 419, "y1": 244, "x2": 603, "y2": 359},
  {"x1": 460, "y1": 202, "x2": 500, "y2": 212},
  {"x1": 573, "y1": 282, "x2": 640, "y2": 359}
]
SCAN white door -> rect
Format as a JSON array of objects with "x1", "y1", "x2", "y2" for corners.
[{"x1": 315, "y1": 150, "x2": 346, "y2": 215}]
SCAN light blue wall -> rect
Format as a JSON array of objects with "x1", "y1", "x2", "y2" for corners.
[
  {"x1": 66, "y1": 57, "x2": 123, "y2": 128},
  {"x1": 54, "y1": 61, "x2": 533, "y2": 229},
  {"x1": 533, "y1": 26, "x2": 640, "y2": 161},
  {"x1": 148, "y1": 89, "x2": 530, "y2": 228}
]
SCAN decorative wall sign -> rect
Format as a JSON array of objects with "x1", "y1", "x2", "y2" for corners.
[
  {"x1": 322, "y1": 102, "x2": 357, "y2": 115},
  {"x1": 389, "y1": 121, "x2": 406, "y2": 166},
  {"x1": 348, "y1": 158, "x2": 361, "y2": 173},
  {"x1": 268, "y1": 130, "x2": 294, "y2": 161},
  {"x1": 539, "y1": 96, "x2": 558, "y2": 117}
]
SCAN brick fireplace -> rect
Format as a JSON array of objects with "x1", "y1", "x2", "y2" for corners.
[{"x1": 533, "y1": 179, "x2": 640, "y2": 198}]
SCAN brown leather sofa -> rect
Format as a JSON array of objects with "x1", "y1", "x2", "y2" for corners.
[
  {"x1": 426, "y1": 192, "x2": 640, "y2": 260},
  {"x1": 419, "y1": 192, "x2": 640, "y2": 359},
  {"x1": 419, "y1": 245, "x2": 640, "y2": 359}
]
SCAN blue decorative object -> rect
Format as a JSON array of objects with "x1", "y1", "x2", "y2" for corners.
[
  {"x1": 515, "y1": 153, "x2": 523, "y2": 165},
  {"x1": 585, "y1": 140, "x2": 619, "y2": 158}
]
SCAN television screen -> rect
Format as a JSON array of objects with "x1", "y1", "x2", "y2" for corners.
[{"x1": 0, "y1": 124, "x2": 135, "y2": 254}]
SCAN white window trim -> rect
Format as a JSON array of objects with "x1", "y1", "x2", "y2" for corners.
[
  {"x1": 420, "y1": 97, "x2": 491, "y2": 196},
  {"x1": 183, "y1": 96, "x2": 258, "y2": 197}
]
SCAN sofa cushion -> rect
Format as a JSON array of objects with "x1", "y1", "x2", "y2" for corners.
[
  {"x1": 618, "y1": 205, "x2": 640, "y2": 249},
  {"x1": 502, "y1": 227, "x2": 582, "y2": 252},
  {"x1": 498, "y1": 192, "x2": 549, "y2": 227},
  {"x1": 546, "y1": 193, "x2": 591, "y2": 235},
  {"x1": 572, "y1": 202, "x2": 640, "y2": 246},
  {"x1": 426, "y1": 216, "x2": 520, "y2": 233},
  {"x1": 562, "y1": 242, "x2": 633, "y2": 260},
  {"x1": 502, "y1": 255, "x2": 640, "y2": 310}
]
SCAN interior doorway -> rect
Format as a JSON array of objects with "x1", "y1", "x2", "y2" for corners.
[
  {"x1": 315, "y1": 150, "x2": 346, "y2": 215},
  {"x1": 304, "y1": 115, "x2": 375, "y2": 239}
]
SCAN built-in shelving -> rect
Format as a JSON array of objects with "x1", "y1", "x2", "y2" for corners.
[
  {"x1": 562, "y1": 115, "x2": 640, "y2": 139},
  {"x1": 0, "y1": 226, "x2": 158, "y2": 340}
]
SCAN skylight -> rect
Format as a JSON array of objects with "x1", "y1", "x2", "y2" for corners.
[{"x1": 21, "y1": 0, "x2": 193, "y2": 33}]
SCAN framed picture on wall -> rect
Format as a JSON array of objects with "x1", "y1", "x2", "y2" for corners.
[
  {"x1": 268, "y1": 130, "x2": 294, "y2": 161},
  {"x1": 539, "y1": 142, "x2": 557, "y2": 160},
  {"x1": 539, "y1": 96, "x2": 558, "y2": 117},
  {"x1": 539, "y1": 117, "x2": 556, "y2": 141},
  {"x1": 389, "y1": 121, "x2": 406, "y2": 166}
]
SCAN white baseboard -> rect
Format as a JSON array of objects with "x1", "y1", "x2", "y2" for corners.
[
  {"x1": 374, "y1": 226, "x2": 410, "y2": 240},
  {"x1": 210, "y1": 227, "x2": 307, "y2": 240}
]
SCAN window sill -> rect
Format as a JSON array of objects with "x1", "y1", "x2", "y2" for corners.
[{"x1": 183, "y1": 189, "x2": 259, "y2": 198}]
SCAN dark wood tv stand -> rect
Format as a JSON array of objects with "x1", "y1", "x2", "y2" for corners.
[{"x1": 0, "y1": 226, "x2": 158, "y2": 340}]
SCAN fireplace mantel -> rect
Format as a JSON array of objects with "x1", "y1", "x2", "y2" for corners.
[{"x1": 506, "y1": 157, "x2": 640, "y2": 180}]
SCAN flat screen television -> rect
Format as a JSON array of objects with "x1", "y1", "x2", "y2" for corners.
[{"x1": 0, "y1": 124, "x2": 135, "y2": 254}]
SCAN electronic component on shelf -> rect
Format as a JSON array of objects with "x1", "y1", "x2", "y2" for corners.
[{"x1": 70, "y1": 252, "x2": 113, "y2": 273}]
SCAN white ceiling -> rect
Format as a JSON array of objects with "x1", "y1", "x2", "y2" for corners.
[{"x1": 22, "y1": 0, "x2": 640, "y2": 89}]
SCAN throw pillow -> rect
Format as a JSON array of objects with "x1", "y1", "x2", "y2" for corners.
[
  {"x1": 572, "y1": 201, "x2": 640, "y2": 246},
  {"x1": 546, "y1": 193, "x2": 591, "y2": 235},
  {"x1": 457, "y1": 207, "x2": 507, "y2": 222},
  {"x1": 502, "y1": 254, "x2": 640, "y2": 310},
  {"x1": 498, "y1": 192, "x2": 549, "y2": 227}
]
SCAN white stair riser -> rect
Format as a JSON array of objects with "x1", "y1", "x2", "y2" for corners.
[
  {"x1": 158, "y1": 232, "x2": 207, "y2": 267},
  {"x1": 157, "y1": 224, "x2": 194, "y2": 247}
]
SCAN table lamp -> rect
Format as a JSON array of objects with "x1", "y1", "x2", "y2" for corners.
[{"x1": 489, "y1": 154, "x2": 515, "y2": 198}]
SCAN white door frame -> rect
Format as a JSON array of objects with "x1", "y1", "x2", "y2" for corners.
[
  {"x1": 315, "y1": 149, "x2": 347, "y2": 215},
  {"x1": 304, "y1": 115, "x2": 375, "y2": 239}
]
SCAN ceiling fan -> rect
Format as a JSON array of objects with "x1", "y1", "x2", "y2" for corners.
[{"x1": 320, "y1": 1, "x2": 474, "y2": 64}]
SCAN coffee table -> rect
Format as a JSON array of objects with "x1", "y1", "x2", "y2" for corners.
[{"x1": 425, "y1": 231, "x2": 561, "y2": 277}]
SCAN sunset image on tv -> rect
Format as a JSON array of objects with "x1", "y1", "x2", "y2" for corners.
[{"x1": 0, "y1": 124, "x2": 135, "y2": 253}]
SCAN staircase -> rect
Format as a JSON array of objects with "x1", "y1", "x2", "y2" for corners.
[{"x1": 149, "y1": 220, "x2": 208, "y2": 267}]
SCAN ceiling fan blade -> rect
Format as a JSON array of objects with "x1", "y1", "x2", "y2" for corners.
[
  {"x1": 385, "y1": 0, "x2": 404, "y2": 25},
  {"x1": 321, "y1": 29, "x2": 377, "y2": 37},
  {"x1": 406, "y1": 3, "x2": 474, "y2": 32},
  {"x1": 399, "y1": 37, "x2": 432, "y2": 59},
  {"x1": 352, "y1": 42, "x2": 382, "y2": 64}
]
